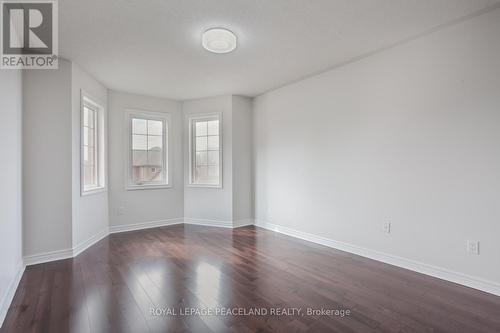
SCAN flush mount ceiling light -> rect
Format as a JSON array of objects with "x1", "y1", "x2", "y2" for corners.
[{"x1": 202, "y1": 28, "x2": 237, "y2": 54}]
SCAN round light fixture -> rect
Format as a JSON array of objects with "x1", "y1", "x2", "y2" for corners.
[{"x1": 202, "y1": 28, "x2": 237, "y2": 54}]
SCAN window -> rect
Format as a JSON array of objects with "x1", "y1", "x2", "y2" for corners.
[
  {"x1": 189, "y1": 113, "x2": 222, "y2": 187},
  {"x1": 125, "y1": 110, "x2": 171, "y2": 189},
  {"x1": 81, "y1": 93, "x2": 105, "y2": 195}
]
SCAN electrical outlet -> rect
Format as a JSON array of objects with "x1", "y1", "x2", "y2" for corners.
[
  {"x1": 383, "y1": 222, "x2": 391, "y2": 234},
  {"x1": 466, "y1": 240, "x2": 480, "y2": 255},
  {"x1": 118, "y1": 206, "x2": 125, "y2": 215}
]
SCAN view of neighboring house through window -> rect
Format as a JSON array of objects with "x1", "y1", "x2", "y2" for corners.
[
  {"x1": 132, "y1": 117, "x2": 164, "y2": 184},
  {"x1": 126, "y1": 110, "x2": 170, "y2": 189},
  {"x1": 189, "y1": 113, "x2": 222, "y2": 187}
]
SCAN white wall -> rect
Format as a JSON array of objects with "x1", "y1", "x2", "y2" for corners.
[
  {"x1": 183, "y1": 96, "x2": 233, "y2": 223},
  {"x1": 108, "y1": 91, "x2": 184, "y2": 227},
  {"x1": 71, "y1": 63, "x2": 109, "y2": 246},
  {"x1": 23, "y1": 60, "x2": 73, "y2": 256},
  {"x1": 253, "y1": 8, "x2": 500, "y2": 286},
  {"x1": 232, "y1": 96, "x2": 253, "y2": 223},
  {"x1": 0, "y1": 70, "x2": 23, "y2": 325}
]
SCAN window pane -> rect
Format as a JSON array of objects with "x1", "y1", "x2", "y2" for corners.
[
  {"x1": 207, "y1": 135, "x2": 219, "y2": 150},
  {"x1": 195, "y1": 121, "x2": 207, "y2": 136},
  {"x1": 84, "y1": 127, "x2": 95, "y2": 147},
  {"x1": 207, "y1": 151, "x2": 219, "y2": 166},
  {"x1": 190, "y1": 116, "x2": 221, "y2": 186},
  {"x1": 83, "y1": 107, "x2": 89, "y2": 127},
  {"x1": 83, "y1": 146, "x2": 89, "y2": 163},
  {"x1": 196, "y1": 152, "x2": 207, "y2": 166},
  {"x1": 148, "y1": 149, "x2": 163, "y2": 166},
  {"x1": 86, "y1": 147, "x2": 95, "y2": 166},
  {"x1": 207, "y1": 166, "x2": 219, "y2": 184},
  {"x1": 132, "y1": 150, "x2": 147, "y2": 166},
  {"x1": 148, "y1": 135, "x2": 162, "y2": 150},
  {"x1": 195, "y1": 166, "x2": 208, "y2": 183},
  {"x1": 90, "y1": 165, "x2": 96, "y2": 185},
  {"x1": 207, "y1": 120, "x2": 219, "y2": 135},
  {"x1": 196, "y1": 137, "x2": 207, "y2": 151},
  {"x1": 129, "y1": 114, "x2": 168, "y2": 187},
  {"x1": 148, "y1": 120, "x2": 163, "y2": 136},
  {"x1": 84, "y1": 166, "x2": 93, "y2": 185},
  {"x1": 81, "y1": 100, "x2": 103, "y2": 192},
  {"x1": 89, "y1": 127, "x2": 95, "y2": 146},
  {"x1": 83, "y1": 127, "x2": 89, "y2": 146},
  {"x1": 132, "y1": 118, "x2": 147, "y2": 134},
  {"x1": 149, "y1": 167, "x2": 163, "y2": 182},
  {"x1": 86, "y1": 108, "x2": 95, "y2": 129},
  {"x1": 84, "y1": 144, "x2": 97, "y2": 187},
  {"x1": 132, "y1": 134, "x2": 147, "y2": 150},
  {"x1": 133, "y1": 166, "x2": 164, "y2": 185}
]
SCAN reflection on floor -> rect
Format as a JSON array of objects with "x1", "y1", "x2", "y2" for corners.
[{"x1": 2, "y1": 224, "x2": 500, "y2": 332}]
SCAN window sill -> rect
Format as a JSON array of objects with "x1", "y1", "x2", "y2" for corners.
[
  {"x1": 126, "y1": 184, "x2": 172, "y2": 191},
  {"x1": 81, "y1": 187, "x2": 107, "y2": 197},
  {"x1": 187, "y1": 184, "x2": 223, "y2": 189}
]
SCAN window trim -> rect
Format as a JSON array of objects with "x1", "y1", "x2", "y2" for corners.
[
  {"x1": 80, "y1": 91, "x2": 106, "y2": 196},
  {"x1": 187, "y1": 112, "x2": 223, "y2": 188},
  {"x1": 124, "y1": 109, "x2": 172, "y2": 190}
]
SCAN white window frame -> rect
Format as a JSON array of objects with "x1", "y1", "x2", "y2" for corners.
[
  {"x1": 124, "y1": 109, "x2": 172, "y2": 190},
  {"x1": 188, "y1": 112, "x2": 223, "y2": 188},
  {"x1": 80, "y1": 91, "x2": 106, "y2": 196}
]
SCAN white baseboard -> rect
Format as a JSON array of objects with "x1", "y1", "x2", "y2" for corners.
[
  {"x1": 254, "y1": 220, "x2": 500, "y2": 297},
  {"x1": 109, "y1": 218, "x2": 183, "y2": 234},
  {"x1": 184, "y1": 218, "x2": 233, "y2": 228},
  {"x1": 233, "y1": 218, "x2": 254, "y2": 228},
  {"x1": 22, "y1": 217, "x2": 253, "y2": 267},
  {"x1": 23, "y1": 217, "x2": 218, "y2": 267},
  {"x1": 23, "y1": 217, "x2": 499, "y2": 297},
  {"x1": 73, "y1": 227, "x2": 110, "y2": 257},
  {"x1": 16, "y1": 217, "x2": 500, "y2": 303},
  {"x1": 0, "y1": 263, "x2": 25, "y2": 328},
  {"x1": 24, "y1": 227, "x2": 110, "y2": 266},
  {"x1": 23, "y1": 247, "x2": 74, "y2": 266}
]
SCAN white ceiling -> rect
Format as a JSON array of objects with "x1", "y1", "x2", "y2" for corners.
[{"x1": 60, "y1": 0, "x2": 499, "y2": 100}]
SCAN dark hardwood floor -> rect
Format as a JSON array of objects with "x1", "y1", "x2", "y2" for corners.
[{"x1": 2, "y1": 224, "x2": 500, "y2": 333}]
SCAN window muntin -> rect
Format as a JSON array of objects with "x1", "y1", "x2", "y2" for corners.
[{"x1": 189, "y1": 114, "x2": 222, "y2": 187}]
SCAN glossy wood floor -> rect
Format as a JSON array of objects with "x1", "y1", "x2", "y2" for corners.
[{"x1": 2, "y1": 225, "x2": 500, "y2": 333}]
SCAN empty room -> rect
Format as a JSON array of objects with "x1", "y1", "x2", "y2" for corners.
[{"x1": 1, "y1": 0, "x2": 500, "y2": 332}]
